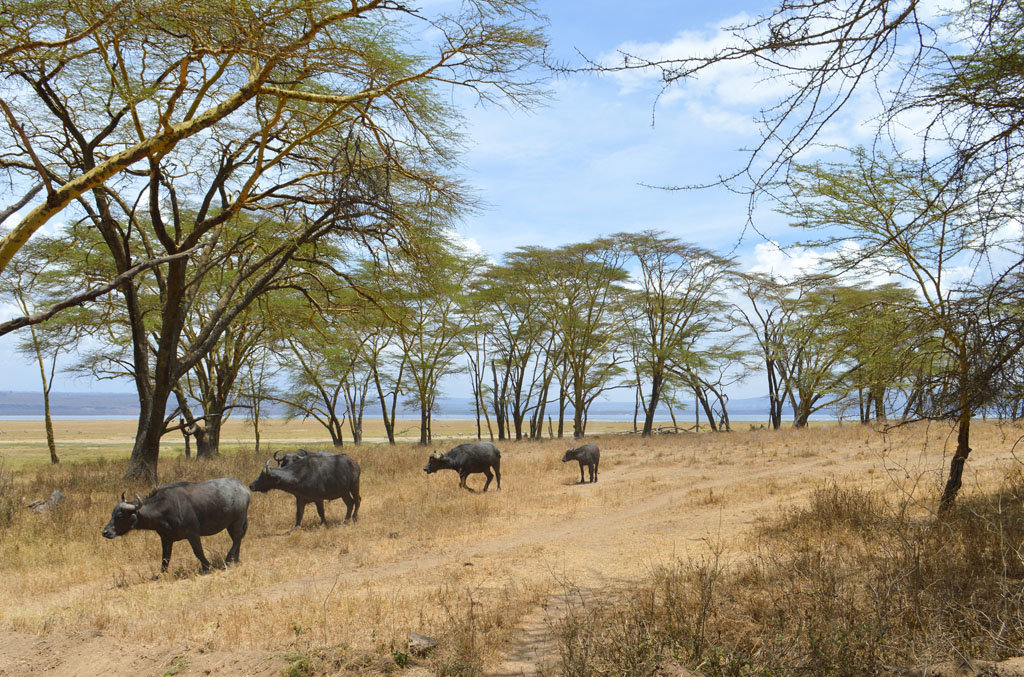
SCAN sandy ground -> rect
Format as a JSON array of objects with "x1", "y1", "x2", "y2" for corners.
[{"x1": 1, "y1": 419, "x2": 1021, "y2": 676}]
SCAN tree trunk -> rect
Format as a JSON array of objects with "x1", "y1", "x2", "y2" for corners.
[
  {"x1": 372, "y1": 366, "x2": 397, "y2": 445},
  {"x1": 572, "y1": 385, "x2": 585, "y2": 439},
  {"x1": 939, "y1": 401, "x2": 973, "y2": 513},
  {"x1": 195, "y1": 415, "x2": 222, "y2": 459},
  {"x1": 125, "y1": 384, "x2": 172, "y2": 483},
  {"x1": 694, "y1": 391, "x2": 700, "y2": 432},
  {"x1": 557, "y1": 387, "x2": 566, "y2": 439},
  {"x1": 767, "y1": 360, "x2": 783, "y2": 430},
  {"x1": 491, "y1": 361, "x2": 506, "y2": 441},
  {"x1": 124, "y1": 256, "x2": 189, "y2": 483},
  {"x1": 873, "y1": 387, "x2": 886, "y2": 421},
  {"x1": 419, "y1": 399, "x2": 430, "y2": 445},
  {"x1": 642, "y1": 371, "x2": 663, "y2": 437}
]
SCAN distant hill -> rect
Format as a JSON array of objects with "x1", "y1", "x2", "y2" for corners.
[{"x1": 0, "y1": 390, "x2": 790, "y2": 420}]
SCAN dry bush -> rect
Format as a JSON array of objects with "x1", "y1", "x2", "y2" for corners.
[{"x1": 551, "y1": 475, "x2": 1024, "y2": 676}]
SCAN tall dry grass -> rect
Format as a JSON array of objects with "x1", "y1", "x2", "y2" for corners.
[
  {"x1": 550, "y1": 475, "x2": 1024, "y2": 675},
  {"x1": 0, "y1": 435, "x2": 628, "y2": 674},
  {"x1": 2, "y1": 420, "x2": 1023, "y2": 675}
]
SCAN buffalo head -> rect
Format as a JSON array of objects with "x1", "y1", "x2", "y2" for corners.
[
  {"x1": 423, "y1": 452, "x2": 450, "y2": 474},
  {"x1": 249, "y1": 460, "x2": 280, "y2": 493},
  {"x1": 101, "y1": 492, "x2": 142, "y2": 539}
]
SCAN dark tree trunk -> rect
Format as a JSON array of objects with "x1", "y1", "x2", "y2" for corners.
[
  {"x1": 557, "y1": 386, "x2": 566, "y2": 439},
  {"x1": 873, "y1": 387, "x2": 886, "y2": 421},
  {"x1": 766, "y1": 359, "x2": 783, "y2": 430},
  {"x1": 419, "y1": 399, "x2": 430, "y2": 445},
  {"x1": 572, "y1": 385, "x2": 585, "y2": 439},
  {"x1": 125, "y1": 384, "x2": 172, "y2": 483},
  {"x1": 491, "y1": 360, "x2": 507, "y2": 441},
  {"x1": 642, "y1": 370, "x2": 663, "y2": 437},
  {"x1": 696, "y1": 388, "x2": 717, "y2": 432},
  {"x1": 939, "y1": 399, "x2": 973, "y2": 513},
  {"x1": 372, "y1": 369, "x2": 397, "y2": 445},
  {"x1": 195, "y1": 415, "x2": 222, "y2": 459},
  {"x1": 124, "y1": 256, "x2": 189, "y2": 483}
]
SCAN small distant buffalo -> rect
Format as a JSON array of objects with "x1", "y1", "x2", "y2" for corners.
[
  {"x1": 101, "y1": 477, "x2": 250, "y2": 572},
  {"x1": 424, "y1": 442, "x2": 501, "y2": 492},
  {"x1": 563, "y1": 443, "x2": 599, "y2": 483},
  {"x1": 250, "y1": 451, "x2": 361, "y2": 529}
]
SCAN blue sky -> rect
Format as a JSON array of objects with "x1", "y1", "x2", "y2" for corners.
[{"x1": 0, "y1": 0, "x2": 875, "y2": 397}]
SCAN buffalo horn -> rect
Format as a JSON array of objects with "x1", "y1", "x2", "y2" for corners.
[
  {"x1": 273, "y1": 450, "x2": 281, "y2": 462},
  {"x1": 134, "y1": 494, "x2": 142, "y2": 508},
  {"x1": 264, "y1": 459, "x2": 271, "y2": 471},
  {"x1": 120, "y1": 491, "x2": 126, "y2": 502}
]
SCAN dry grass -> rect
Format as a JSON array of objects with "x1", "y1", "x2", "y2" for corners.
[
  {"x1": 1, "y1": 419, "x2": 1022, "y2": 675},
  {"x1": 550, "y1": 457, "x2": 1024, "y2": 676}
]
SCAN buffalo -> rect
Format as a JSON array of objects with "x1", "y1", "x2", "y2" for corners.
[
  {"x1": 424, "y1": 442, "x2": 501, "y2": 492},
  {"x1": 250, "y1": 451, "x2": 361, "y2": 529},
  {"x1": 101, "y1": 477, "x2": 250, "y2": 572},
  {"x1": 562, "y1": 443, "x2": 599, "y2": 483}
]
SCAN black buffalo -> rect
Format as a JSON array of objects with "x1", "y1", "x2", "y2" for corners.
[
  {"x1": 562, "y1": 443, "x2": 599, "y2": 483},
  {"x1": 424, "y1": 442, "x2": 501, "y2": 492},
  {"x1": 250, "y1": 451, "x2": 361, "y2": 528},
  {"x1": 101, "y1": 477, "x2": 250, "y2": 572}
]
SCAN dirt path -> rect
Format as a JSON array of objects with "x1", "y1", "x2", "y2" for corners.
[{"x1": 2, "y1": 425, "x2": 1014, "y2": 676}]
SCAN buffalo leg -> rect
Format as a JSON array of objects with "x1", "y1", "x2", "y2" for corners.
[
  {"x1": 351, "y1": 478, "x2": 360, "y2": 521},
  {"x1": 494, "y1": 461, "x2": 501, "y2": 490},
  {"x1": 578, "y1": 461, "x2": 585, "y2": 484},
  {"x1": 160, "y1": 536, "x2": 174, "y2": 572},
  {"x1": 592, "y1": 460, "x2": 598, "y2": 482},
  {"x1": 481, "y1": 468, "x2": 494, "y2": 492},
  {"x1": 459, "y1": 472, "x2": 472, "y2": 491},
  {"x1": 315, "y1": 500, "x2": 327, "y2": 526},
  {"x1": 186, "y1": 534, "x2": 211, "y2": 571},
  {"x1": 293, "y1": 500, "x2": 308, "y2": 530},
  {"x1": 226, "y1": 516, "x2": 247, "y2": 563},
  {"x1": 342, "y1": 495, "x2": 354, "y2": 523}
]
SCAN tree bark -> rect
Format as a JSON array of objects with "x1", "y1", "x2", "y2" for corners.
[
  {"x1": 29, "y1": 324, "x2": 58, "y2": 464},
  {"x1": 939, "y1": 398, "x2": 973, "y2": 513},
  {"x1": 642, "y1": 370, "x2": 663, "y2": 437}
]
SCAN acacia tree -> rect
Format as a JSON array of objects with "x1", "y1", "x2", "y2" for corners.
[
  {"x1": 0, "y1": 1, "x2": 546, "y2": 482},
  {"x1": 733, "y1": 273, "x2": 792, "y2": 430},
  {"x1": 514, "y1": 241, "x2": 628, "y2": 438},
  {"x1": 237, "y1": 340, "x2": 280, "y2": 456},
  {"x1": 0, "y1": 0, "x2": 546, "y2": 276},
  {"x1": 783, "y1": 149, "x2": 1024, "y2": 509},
  {"x1": 774, "y1": 280, "x2": 871, "y2": 428},
  {"x1": 374, "y1": 239, "x2": 483, "y2": 445},
  {"x1": 475, "y1": 257, "x2": 557, "y2": 441},
  {"x1": 615, "y1": 231, "x2": 734, "y2": 436},
  {"x1": 0, "y1": 239, "x2": 84, "y2": 464},
  {"x1": 839, "y1": 283, "x2": 927, "y2": 423}
]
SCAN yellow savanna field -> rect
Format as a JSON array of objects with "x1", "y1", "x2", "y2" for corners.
[{"x1": 1, "y1": 418, "x2": 1022, "y2": 675}]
